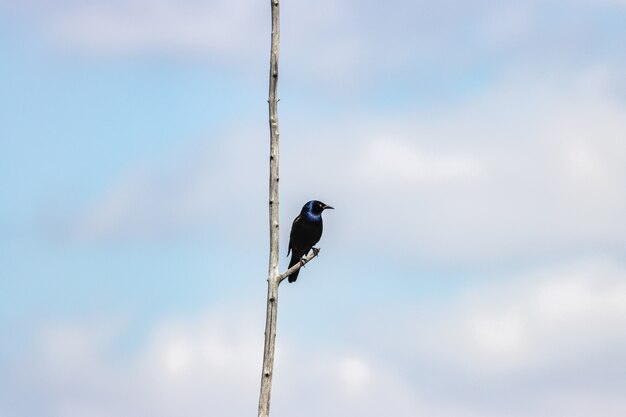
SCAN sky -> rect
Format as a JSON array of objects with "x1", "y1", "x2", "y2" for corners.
[{"x1": 1, "y1": 0, "x2": 626, "y2": 416}]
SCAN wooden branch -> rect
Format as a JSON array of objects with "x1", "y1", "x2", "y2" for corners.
[
  {"x1": 267, "y1": 2, "x2": 280, "y2": 278},
  {"x1": 257, "y1": 1, "x2": 323, "y2": 415},
  {"x1": 258, "y1": 0, "x2": 281, "y2": 416},
  {"x1": 258, "y1": 278, "x2": 278, "y2": 417},
  {"x1": 277, "y1": 250, "x2": 320, "y2": 284}
]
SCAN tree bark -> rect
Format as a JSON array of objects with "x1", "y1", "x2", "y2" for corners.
[
  {"x1": 257, "y1": 2, "x2": 321, "y2": 416},
  {"x1": 257, "y1": 1, "x2": 281, "y2": 416}
]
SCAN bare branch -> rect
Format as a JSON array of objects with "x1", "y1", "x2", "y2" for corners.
[
  {"x1": 277, "y1": 250, "x2": 320, "y2": 284},
  {"x1": 258, "y1": 0, "x2": 323, "y2": 414},
  {"x1": 258, "y1": 0, "x2": 281, "y2": 416}
]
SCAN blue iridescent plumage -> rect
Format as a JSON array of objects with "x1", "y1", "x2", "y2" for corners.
[{"x1": 287, "y1": 200, "x2": 334, "y2": 283}]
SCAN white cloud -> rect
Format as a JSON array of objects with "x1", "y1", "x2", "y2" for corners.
[
  {"x1": 4, "y1": 257, "x2": 626, "y2": 417},
  {"x1": 343, "y1": 71, "x2": 626, "y2": 262},
  {"x1": 336, "y1": 356, "x2": 371, "y2": 395},
  {"x1": 4, "y1": 307, "x2": 424, "y2": 417},
  {"x1": 6, "y1": 0, "x2": 624, "y2": 87},
  {"x1": 350, "y1": 257, "x2": 626, "y2": 415},
  {"x1": 10, "y1": 309, "x2": 264, "y2": 417},
  {"x1": 45, "y1": 0, "x2": 266, "y2": 60},
  {"x1": 468, "y1": 311, "x2": 526, "y2": 361},
  {"x1": 355, "y1": 138, "x2": 483, "y2": 185},
  {"x1": 387, "y1": 257, "x2": 626, "y2": 377},
  {"x1": 69, "y1": 66, "x2": 626, "y2": 266},
  {"x1": 70, "y1": 127, "x2": 268, "y2": 242}
]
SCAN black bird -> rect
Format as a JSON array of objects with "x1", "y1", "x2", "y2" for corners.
[{"x1": 287, "y1": 200, "x2": 334, "y2": 283}]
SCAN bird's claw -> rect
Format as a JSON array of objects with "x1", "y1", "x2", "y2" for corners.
[{"x1": 312, "y1": 247, "x2": 320, "y2": 257}]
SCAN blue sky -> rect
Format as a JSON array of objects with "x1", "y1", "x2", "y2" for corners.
[{"x1": 2, "y1": 1, "x2": 626, "y2": 416}]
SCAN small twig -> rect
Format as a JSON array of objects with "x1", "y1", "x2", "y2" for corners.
[{"x1": 277, "y1": 249, "x2": 320, "y2": 284}]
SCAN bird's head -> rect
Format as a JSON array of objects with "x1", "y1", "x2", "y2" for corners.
[{"x1": 304, "y1": 200, "x2": 334, "y2": 215}]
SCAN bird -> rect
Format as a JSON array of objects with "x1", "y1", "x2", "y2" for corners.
[{"x1": 287, "y1": 200, "x2": 334, "y2": 283}]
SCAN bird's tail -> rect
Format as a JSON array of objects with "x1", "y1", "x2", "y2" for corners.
[{"x1": 288, "y1": 252, "x2": 301, "y2": 283}]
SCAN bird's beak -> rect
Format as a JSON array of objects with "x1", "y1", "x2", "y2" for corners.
[{"x1": 323, "y1": 205, "x2": 334, "y2": 210}]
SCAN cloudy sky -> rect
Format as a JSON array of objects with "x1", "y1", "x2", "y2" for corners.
[{"x1": 1, "y1": 1, "x2": 626, "y2": 416}]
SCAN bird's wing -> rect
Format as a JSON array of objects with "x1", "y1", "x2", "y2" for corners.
[{"x1": 287, "y1": 215, "x2": 301, "y2": 256}]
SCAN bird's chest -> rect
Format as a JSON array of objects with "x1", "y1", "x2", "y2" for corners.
[{"x1": 292, "y1": 217, "x2": 323, "y2": 247}]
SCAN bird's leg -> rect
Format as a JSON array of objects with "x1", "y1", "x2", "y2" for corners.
[
  {"x1": 312, "y1": 247, "x2": 320, "y2": 257},
  {"x1": 299, "y1": 257, "x2": 307, "y2": 269}
]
